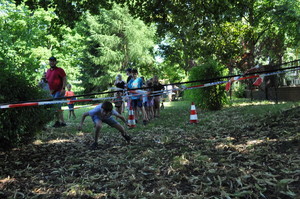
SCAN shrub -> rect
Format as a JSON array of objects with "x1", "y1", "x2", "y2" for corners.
[
  {"x1": 184, "y1": 58, "x2": 228, "y2": 110},
  {"x1": 234, "y1": 82, "x2": 246, "y2": 98},
  {"x1": 0, "y1": 68, "x2": 55, "y2": 150}
]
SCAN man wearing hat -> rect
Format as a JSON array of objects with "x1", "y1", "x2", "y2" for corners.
[{"x1": 46, "y1": 56, "x2": 67, "y2": 127}]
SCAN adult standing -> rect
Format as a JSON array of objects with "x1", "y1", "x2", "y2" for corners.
[{"x1": 46, "y1": 56, "x2": 67, "y2": 127}]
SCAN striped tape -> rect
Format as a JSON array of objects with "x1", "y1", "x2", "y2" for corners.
[{"x1": 1, "y1": 67, "x2": 299, "y2": 109}]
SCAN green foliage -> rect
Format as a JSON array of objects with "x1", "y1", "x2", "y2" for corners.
[
  {"x1": 155, "y1": 60, "x2": 186, "y2": 83},
  {"x1": 0, "y1": 69, "x2": 55, "y2": 150},
  {"x1": 0, "y1": 1, "x2": 54, "y2": 80},
  {"x1": 185, "y1": 58, "x2": 228, "y2": 110},
  {"x1": 0, "y1": 1, "x2": 84, "y2": 92},
  {"x1": 233, "y1": 83, "x2": 246, "y2": 98},
  {"x1": 78, "y1": 4, "x2": 156, "y2": 93}
]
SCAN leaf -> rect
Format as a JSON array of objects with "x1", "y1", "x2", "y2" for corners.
[
  {"x1": 236, "y1": 178, "x2": 243, "y2": 187},
  {"x1": 231, "y1": 191, "x2": 253, "y2": 197},
  {"x1": 279, "y1": 190, "x2": 296, "y2": 197},
  {"x1": 278, "y1": 179, "x2": 294, "y2": 185}
]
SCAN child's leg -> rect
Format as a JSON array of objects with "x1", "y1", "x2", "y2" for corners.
[
  {"x1": 131, "y1": 100, "x2": 139, "y2": 121},
  {"x1": 68, "y1": 104, "x2": 73, "y2": 119},
  {"x1": 122, "y1": 100, "x2": 125, "y2": 113},
  {"x1": 113, "y1": 123, "x2": 126, "y2": 136},
  {"x1": 94, "y1": 120, "x2": 102, "y2": 143},
  {"x1": 112, "y1": 123, "x2": 131, "y2": 142},
  {"x1": 154, "y1": 96, "x2": 161, "y2": 117},
  {"x1": 71, "y1": 110, "x2": 76, "y2": 119},
  {"x1": 138, "y1": 107, "x2": 148, "y2": 124}
]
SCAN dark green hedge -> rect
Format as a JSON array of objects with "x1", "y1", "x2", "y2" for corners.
[{"x1": 0, "y1": 68, "x2": 55, "y2": 150}]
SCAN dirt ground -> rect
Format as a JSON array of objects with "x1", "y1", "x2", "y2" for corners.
[{"x1": 0, "y1": 104, "x2": 299, "y2": 198}]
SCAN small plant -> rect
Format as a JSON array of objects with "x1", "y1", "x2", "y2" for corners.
[{"x1": 234, "y1": 82, "x2": 246, "y2": 98}]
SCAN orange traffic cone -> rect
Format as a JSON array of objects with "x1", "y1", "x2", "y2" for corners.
[
  {"x1": 189, "y1": 102, "x2": 198, "y2": 124},
  {"x1": 128, "y1": 106, "x2": 136, "y2": 128}
]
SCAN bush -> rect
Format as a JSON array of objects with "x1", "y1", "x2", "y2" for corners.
[
  {"x1": 184, "y1": 58, "x2": 228, "y2": 110},
  {"x1": 234, "y1": 83, "x2": 246, "y2": 98},
  {"x1": 0, "y1": 68, "x2": 55, "y2": 150}
]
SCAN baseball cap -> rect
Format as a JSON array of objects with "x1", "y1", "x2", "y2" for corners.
[{"x1": 49, "y1": 56, "x2": 57, "y2": 61}]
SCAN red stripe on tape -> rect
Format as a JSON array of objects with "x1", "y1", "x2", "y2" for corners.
[
  {"x1": 9, "y1": 102, "x2": 39, "y2": 108},
  {"x1": 238, "y1": 75, "x2": 259, "y2": 81},
  {"x1": 189, "y1": 84, "x2": 204, "y2": 88}
]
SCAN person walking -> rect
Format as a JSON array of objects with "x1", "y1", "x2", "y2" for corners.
[{"x1": 46, "y1": 56, "x2": 67, "y2": 127}]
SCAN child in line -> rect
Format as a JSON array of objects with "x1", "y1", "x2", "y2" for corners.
[
  {"x1": 152, "y1": 75, "x2": 164, "y2": 118},
  {"x1": 127, "y1": 69, "x2": 148, "y2": 125},
  {"x1": 113, "y1": 91, "x2": 123, "y2": 114},
  {"x1": 78, "y1": 101, "x2": 131, "y2": 149},
  {"x1": 146, "y1": 79, "x2": 154, "y2": 120},
  {"x1": 114, "y1": 74, "x2": 125, "y2": 114},
  {"x1": 65, "y1": 84, "x2": 76, "y2": 119}
]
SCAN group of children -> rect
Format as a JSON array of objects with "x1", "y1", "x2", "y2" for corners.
[{"x1": 113, "y1": 68, "x2": 165, "y2": 126}]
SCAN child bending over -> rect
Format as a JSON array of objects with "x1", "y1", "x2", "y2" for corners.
[{"x1": 78, "y1": 101, "x2": 131, "y2": 149}]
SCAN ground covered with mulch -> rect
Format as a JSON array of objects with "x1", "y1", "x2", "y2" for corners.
[{"x1": 0, "y1": 101, "x2": 299, "y2": 198}]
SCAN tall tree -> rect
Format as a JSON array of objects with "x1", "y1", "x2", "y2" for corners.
[{"x1": 78, "y1": 4, "x2": 156, "y2": 93}]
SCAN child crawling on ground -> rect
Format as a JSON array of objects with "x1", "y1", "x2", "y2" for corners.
[{"x1": 78, "y1": 101, "x2": 131, "y2": 149}]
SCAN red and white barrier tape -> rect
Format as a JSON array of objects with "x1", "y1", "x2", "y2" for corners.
[{"x1": 1, "y1": 67, "x2": 299, "y2": 109}]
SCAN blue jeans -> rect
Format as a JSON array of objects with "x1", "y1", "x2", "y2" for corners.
[{"x1": 52, "y1": 91, "x2": 64, "y2": 109}]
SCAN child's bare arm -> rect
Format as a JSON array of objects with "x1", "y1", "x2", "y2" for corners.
[
  {"x1": 116, "y1": 114, "x2": 130, "y2": 126},
  {"x1": 78, "y1": 112, "x2": 89, "y2": 130},
  {"x1": 116, "y1": 114, "x2": 125, "y2": 123}
]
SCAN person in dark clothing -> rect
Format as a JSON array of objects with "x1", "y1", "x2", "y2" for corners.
[
  {"x1": 114, "y1": 74, "x2": 126, "y2": 113},
  {"x1": 152, "y1": 75, "x2": 165, "y2": 118},
  {"x1": 125, "y1": 68, "x2": 133, "y2": 84}
]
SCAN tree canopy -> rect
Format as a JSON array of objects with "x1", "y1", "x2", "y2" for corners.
[{"x1": 3, "y1": 0, "x2": 300, "y2": 91}]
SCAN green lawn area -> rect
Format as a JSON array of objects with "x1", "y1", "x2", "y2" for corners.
[{"x1": 0, "y1": 99, "x2": 299, "y2": 198}]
